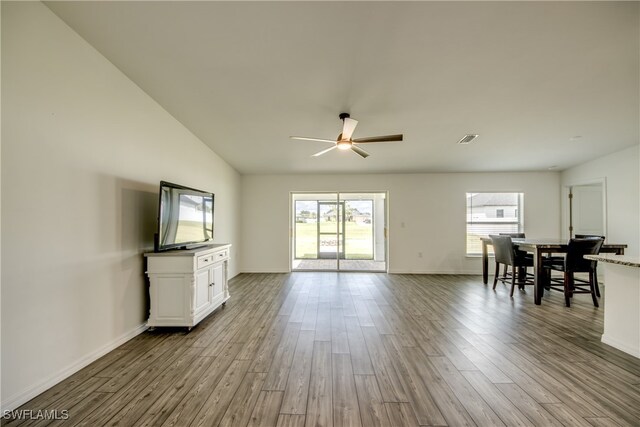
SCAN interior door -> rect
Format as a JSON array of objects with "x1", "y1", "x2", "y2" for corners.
[{"x1": 570, "y1": 184, "x2": 605, "y2": 237}]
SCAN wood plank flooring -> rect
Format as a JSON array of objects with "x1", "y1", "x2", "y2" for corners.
[
  {"x1": 5, "y1": 273, "x2": 640, "y2": 426},
  {"x1": 291, "y1": 260, "x2": 386, "y2": 272}
]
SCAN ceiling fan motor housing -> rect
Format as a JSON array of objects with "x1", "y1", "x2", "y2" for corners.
[{"x1": 337, "y1": 140, "x2": 352, "y2": 150}]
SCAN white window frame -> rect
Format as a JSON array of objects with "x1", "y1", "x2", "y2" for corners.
[{"x1": 466, "y1": 192, "x2": 524, "y2": 256}]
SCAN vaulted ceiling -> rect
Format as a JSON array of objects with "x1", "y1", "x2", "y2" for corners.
[{"x1": 46, "y1": 1, "x2": 639, "y2": 174}]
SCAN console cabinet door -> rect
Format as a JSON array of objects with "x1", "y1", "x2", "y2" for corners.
[
  {"x1": 212, "y1": 263, "x2": 225, "y2": 299},
  {"x1": 194, "y1": 269, "x2": 212, "y2": 313},
  {"x1": 153, "y1": 276, "x2": 187, "y2": 320}
]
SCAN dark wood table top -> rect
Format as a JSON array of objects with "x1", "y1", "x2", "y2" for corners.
[{"x1": 480, "y1": 237, "x2": 627, "y2": 251}]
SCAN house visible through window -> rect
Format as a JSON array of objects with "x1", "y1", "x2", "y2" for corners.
[{"x1": 466, "y1": 192, "x2": 524, "y2": 255}]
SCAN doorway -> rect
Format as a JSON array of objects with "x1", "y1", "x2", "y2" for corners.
[
  {"x1": 567, "y1": 181, "x2": 606, "y2": 238},
  {"x1": 318, "y1": 201, "x2": 345, "y2": 259},
  {"x1": 291, "y1": 192, "x2": 387, "y2": 272}
]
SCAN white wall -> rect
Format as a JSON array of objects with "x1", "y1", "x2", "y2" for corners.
[
  {"x1": 0, "y1": 1, "x2": 3, "y2": 408},
  {"x1": 561, "y1": 145, "x2": 640, "y2": 257},
  {"x1": 241, "y1": 172, "x2": 561, "y2": 273},
  {"x1": 1, "y1": 2, "x2": 241, "y2": 409}
]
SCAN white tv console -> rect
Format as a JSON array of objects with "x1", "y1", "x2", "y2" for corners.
[{"x1": 144, "y1": 243, "x2": 231, "y2": 329}]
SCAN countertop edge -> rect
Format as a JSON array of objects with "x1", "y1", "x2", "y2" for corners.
[{"x1": 584, "y1": 254, "x2": 640, "y2": 268}]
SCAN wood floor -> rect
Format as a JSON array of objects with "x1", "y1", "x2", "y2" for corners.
[
  {"x1": 292, "y1": 259, "x2": 386, "y2": 271},
  {"x1": 6, "y1": 273, "x2": 640, "y2": 426}
]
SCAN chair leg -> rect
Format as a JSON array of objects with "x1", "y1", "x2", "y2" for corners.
[
  {"x1": 564, "y1": 273, "x2": 572, "y2": 307},
  {"x1": 593, "y1": 266, "x2": 601, "y2": 298},
  {"x1": 510, "y1": 272, "x2": 516, "y2": 297},
  {"x1": 590, "y1": 271, "x2": 599, "y2": 307},
  {"x1": 543, "y1": 267, "x2": 550, "y2": 290},
  {"x1": 493, "y1": 262, "x2": 500, "y2": 289},
  {"x1": 518, "y1": 267, "x2": 525, "y2": 289}
]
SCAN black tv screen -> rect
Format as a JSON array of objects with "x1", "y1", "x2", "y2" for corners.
[{"x1": 157, "y1": 181, "x2": 214, "y2": 251}]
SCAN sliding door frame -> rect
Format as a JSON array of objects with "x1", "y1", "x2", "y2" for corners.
[{"x1": 290, "y1": 191, "x2": 389, "y2": 273}]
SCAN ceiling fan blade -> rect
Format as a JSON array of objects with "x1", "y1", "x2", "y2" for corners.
[
  {"x1": 291, "y1": 136, "x2": 337, "y2": 143},
  {"x1": 341, "y1": 118, "x2": 358, "y2": 140},
  {"x1": 351, "y1": 145, "x2": 370, "y2": 158},
  {"x1": 312, "y1": 145, "x2": 338, "y2": 157},
  {"x1": 352, "y1": 134, "x2": 403, "y2": 143}
]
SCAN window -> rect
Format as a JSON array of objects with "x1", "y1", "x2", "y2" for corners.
[{"x1": 466, "y1": 192, "x2": 524, "y2": 255}]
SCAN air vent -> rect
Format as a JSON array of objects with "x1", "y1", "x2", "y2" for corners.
[{"x1": 457, "y1": 134, "x2": 479, "y2": 144}]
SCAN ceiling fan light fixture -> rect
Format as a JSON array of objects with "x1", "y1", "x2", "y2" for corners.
[
  {"x1": 291, "y1": 113, "x2": 403, "y2": 158},
  {"x1": 458, "y1": 134, "x2": 479, "y2": 144},
  {"x1": 337, "y1": 140, "x2": 352, "y2": 150}
]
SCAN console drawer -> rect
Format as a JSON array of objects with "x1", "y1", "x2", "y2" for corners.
[
  {"x1": 196, "y1": 250, "x2": 228, "y2": 269},
  {"x1": 196, "y1": 253, "x2": 215, "y2": 269}
]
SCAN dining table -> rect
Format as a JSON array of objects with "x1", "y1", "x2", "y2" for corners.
[{"x1": 480, "y1": 237, "x2": 627, "y2": 305}]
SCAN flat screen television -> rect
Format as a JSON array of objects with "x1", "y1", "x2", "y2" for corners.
[{"x1": 156, "y1": 181, "x2": 214, "y2": 251}]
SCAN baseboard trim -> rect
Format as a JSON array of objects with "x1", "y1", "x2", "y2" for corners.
[
  {"x1": 387, "y1": 270, "x2": 479, "y2": 275},
  {"x1": 239, "y1": 269, "x2": 290, "y2": 273},
  {"x1": 239, "y1": 270, "x2": 480, "y2": 275},
  {"x1": 601, "y1": 334, "x2": 640, "y2": 358},
  {"x1": 1, "y1": 323, "x2": 148, "y2": 411}
]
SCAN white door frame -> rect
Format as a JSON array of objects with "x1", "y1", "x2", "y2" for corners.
[{"x1": 561, "y1": 177, "x2": 607, "y2": 240}]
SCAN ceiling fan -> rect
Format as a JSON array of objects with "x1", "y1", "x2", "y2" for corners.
[{"x1": 290, "y1": 113, "x2": 403, "y2": 158}]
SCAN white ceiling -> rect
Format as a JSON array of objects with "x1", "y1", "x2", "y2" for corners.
[{"x1": 46, "y1": 1, "x2": 639, "y2": 174}]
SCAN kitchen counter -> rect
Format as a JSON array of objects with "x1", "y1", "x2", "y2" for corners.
[{"x1": 586, "y1": 253, "x2": 640, "y2": 358}]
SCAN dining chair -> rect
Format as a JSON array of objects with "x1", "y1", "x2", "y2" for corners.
[
  {"x1": 543, "y1": 237, "x2": 604, "y2": 307},
  {"x1": 546, "y1": 234, "x2": 605, "y2": 295},
  {"x1": 498, "y1": 233, "x2": 530, "y2": 279},
  {"x1": 575, "y1": 234, "x2": 605, "y2": 297},
  {"x1": 490, "y1": 235, "x2": 534, "y2": 297},
  {"x1": 499, "y1": 233, "x2": 526, "y2": 238}
]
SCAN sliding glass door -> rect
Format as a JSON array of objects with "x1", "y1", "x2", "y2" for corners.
[
  {"x1": 318, "y1": 201, "x2": 345, "y2": 259},
  {"x1": 292, "y1": 192, "x2": 387, "y2": 272}
]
